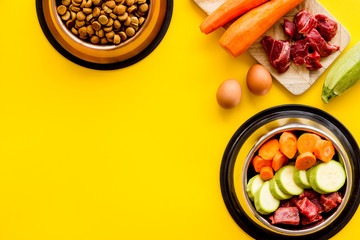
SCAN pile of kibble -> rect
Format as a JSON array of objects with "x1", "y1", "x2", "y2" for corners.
[{"x1": 56, "y1": 0, "x2": 149, "y2": 45}]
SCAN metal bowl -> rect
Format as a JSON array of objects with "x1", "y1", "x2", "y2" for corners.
[
  {"x1": 220, "y1": 105, "x2": 360, "y2": 240},
  {"x1": 36, "y1": 0, "x2": 172, "y2": 69}
]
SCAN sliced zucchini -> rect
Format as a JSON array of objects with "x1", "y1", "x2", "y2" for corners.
[
  {"x1": 309, "y1": 160, "x2": 346, "y2": 194},
  {"x1": 254, "y1": 181, "x2": 280, "y2": 215},
  {"x1": 294, "y1": 168, "x2": 312, "y2": 189},
  {"x1": 275, "y1": 165, "x2": 304, "y2": 195},
  {"x1": 246, "y1": 174, "x2": 264, "y2": 201},
  {"x1": 269, "y1": 178, "x2": 292, "y2": 200}
]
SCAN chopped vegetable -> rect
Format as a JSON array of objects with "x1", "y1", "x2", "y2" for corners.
[
  {"x1": 269, "y1": 178, "x2": 292, "y2": 200},
  {"x1": 295, "y1": 152, "x2": 316, "y2": 170},
  {"x1": 294, "y1": 168, "x2": 312, "y2": 189},
  {"x1": 255, "y1": 181, "x2": 280, "y2": 215},
  {"x1": 246, "y1": 174, "x2": 264, "y2": 201},
  {"x1": 314, "y1": 139, "x2": 335, "y2": 162},
  {"x1": 309, "y1": 160, "x2": 346, "y2": 194},
  {"x1": 260, "y1": 166, "x2": 274, "y2": 180},
  {"x1": 252, "y1": 155, "x2": 272, "y2": 173},
  {"x1": 272, "y1": 151, "x2": 288, "y2": 171},
  {"x1": 219, "y1": 0, "x2": 304, "y2": 57},
  {"x1": 279, "y1": 131, "x2": 298, "y2": 159},
  {"x1": 275, "y1": 165, "x2": 304, "y2": 195},
  {"x1": 258, "y1": 139, "x2": 280, "y2": 161},
  {"x1": 200, "y1": 0, "x2": 269, "y2": 34},
  {"x1": 297, "y1": 133, "x2": 321, "y2": 154}
]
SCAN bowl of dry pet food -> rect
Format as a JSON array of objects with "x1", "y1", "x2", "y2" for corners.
[
  {"x1": 220, "y1": 105, "x2": 360, "y2": 240},
  {"x1": 36, "y1": 0, "x2": 173, "y2": 69}
]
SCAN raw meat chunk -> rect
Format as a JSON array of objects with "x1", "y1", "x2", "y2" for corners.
[
  {"x1": 280, "y1": 196, "x2": 298, "y2": 207},
  {"x1": 309, "y1": 197, "x2": 324, "y2": 213},
  {"x1": 290, "y1": 39, "x2": 310, "y2": 65},
  {"x1": 320, "y1": 192, "x2": 342, "y2": 212},
  {"x1": 296, "y1": 197, "x2": 319, "y2": 218},
  {"x1": 305, "y1": 51, "x2": 322, "y2": 71},
  {"x1": 295, "y1": 10, "x2": 318, "y2": 36},
  {"x1": 272, "y1": 207, "x2": 300, "y2": 225},
  {"x1": 299, "y1": 189, "x2": 319, "y2": 199},
  {"x1": 316, "y1": 14, "x2": 338, "y2": 41},
  {"x1": 261, "y1": 36, "x2": 291, "y2": 73},
  {"x1": 302, "y1": 213, "x2": 323, "y2": 225},
  {"x1": 284, "y1": 19, "x2": 301, "y2": 40},
  {"x1": 307, "y1": 29, "x2": 340, "y2": 57}
]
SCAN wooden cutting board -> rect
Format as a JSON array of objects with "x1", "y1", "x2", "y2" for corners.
[{"x1": 194, "y1": 0, "x2": 350, "y2": 95}]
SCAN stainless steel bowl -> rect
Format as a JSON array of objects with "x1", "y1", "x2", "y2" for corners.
[{"x1": 220, "y1": 105, "x2": 360, "y2": 240}]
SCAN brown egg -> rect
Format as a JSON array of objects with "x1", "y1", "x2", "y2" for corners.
[
  {"x1": 246, "y1": 64, "x2": 272, "y2": 96},
  {"x1": 216, "y1": 79, "x2": 242, "y2": 109}
]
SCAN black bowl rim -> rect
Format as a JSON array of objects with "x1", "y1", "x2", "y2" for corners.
[
  {"x1": 35, "y1": 0, "x2": 173, "y2": 70},
  {"x1": 220, "y1": 104, "x2": 360, "y2": 240}
]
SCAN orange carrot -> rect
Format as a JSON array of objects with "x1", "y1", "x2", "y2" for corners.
[
  {"x1": 252, "y1": 155, "x2": 272, "y2": 173},
  {"x1": 279, "y1": 131, "x2": 298, "y2": 159},
  {"x1": 298, "y1": 133, "x2": 321, "y2": 154},
  {"x1": 219, "y1": 0, "x2": 304, "y2": 57},
  {"x1": 295, "y1": 152, "x2": 316, "y2": 170},
  {"x1": 272, "y1": 151, "x2": 288, "y2": 171},
  {"x1": 258, "y1": 139, "x2": 279, "y2": 161},
  {"x1": 314, "y1": 139, "x2": 335, "y2": 162},
  {"x1": 200, "y1": 0, "x2": 269, "y2": 34},
  {"x1": 260, "y1": 166, "x2": 274, "y2": 180}
]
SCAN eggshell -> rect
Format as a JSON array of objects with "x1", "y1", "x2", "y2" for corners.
[
  {"x1": 216, "y1": 79, "x2": 242, "y2": 109},
  {"x1": 247, "y1": 64, "x2": 272, "y2": 96}
]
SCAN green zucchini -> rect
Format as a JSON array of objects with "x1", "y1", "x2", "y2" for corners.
[
  {"x1": 254, "y1": 181, "x2": 280, "y2": 215},
  {"x1": 246, "y1": 174, "x2": 264, "y2": 201},
  {"x1": 322, "y1": 40, "x2": 360, "y2": 103}
]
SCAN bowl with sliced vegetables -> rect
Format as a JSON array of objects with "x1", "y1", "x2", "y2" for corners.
[{"x1": 220, "y1": 105, "x2": 360, "y2": 239}]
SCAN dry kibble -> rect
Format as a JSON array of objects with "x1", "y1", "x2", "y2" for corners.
[
  {"x1": 58, "y1": 0, "x2": 149, "y2": 45},
  {"x1": 138, "y1": 17, "x2": 145, "y2": 26},
  {"x1": 118, "y1": 12, "x2": 128, "y2": 21},
  {"x1": 106, "y1": 18, "x2": 114, "y2": 27},
  {"x1": 138, "y1": 3, "x2": 148, "y2": 13},
  {"x1": 62, "y1": 11, "x2": 71, "y2": 21},
  {"x1": 83, "y1": 7, "x2": 92, "y2": 14},
  {"x1": 91, "y1": 36, "x2": 100, "y2": 44},
  {"x1": 92, "y1": 7, "x2": 101, "y2": 17},
  {"x1": 119, "y1": 31, "x2": 127, "y2": 41},
  {"x1": 105, "y1": 31, "x2": 115, "y2": 39},
  {"x1": 106, "y1": 0, "x2": 116, "y2": 8},
  {"x1": 57, "y1": 5, "x2": 67, "y2": 15},
  {"x1": 62, "y1": 0, "x2": 71, "y2": 6},
  {"x1": 125, "y1": 27, "x2": 135, "y2": 37},
  {"x1": 91, "y1": 21, "x2": 101, "y2": 30},
  {"x1": 98, "y1": 15, "x2": 109, "y2": 25},
  {"x1": 126, "y1": 0, "x2": 135, "y2": 6},
  {"x1": 113, "y1": 34, "x2": 121, "y2": 44},
  {"x1": 77, "y1": 11, "x2": 86, "y2": 20}
]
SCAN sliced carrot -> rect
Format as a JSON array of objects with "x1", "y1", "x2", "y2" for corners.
[
  {"x1": 279, "y1": 131, "x2": 298, "y2": 159},
  {"x1": 252, "y1": 155, "x2": 272, "y2": 173},
  {"x1": 219, "y1": 0, "x2": 304, "y2": 57},
  {"x1": 314, "y1": 139, "x2": 335, "y2": 162},
  {"x1": 260, "y1": 166, "x2": 274, "y2": 180},
  {"x1": 272, "y1": 151, "x2": 288, "y2": 171},
  {"x1": 200, "y1": 0, "x2": 269, "y2": 34},
  {"x1": 258, "y1": 139, "x2": 279, "y2": 161},
  {"x1": 295, "y1": 152, "x2": 316, "y2": 170},
  {"x1": 298, "y1": 133, "x2": 321, "y2": 154}
]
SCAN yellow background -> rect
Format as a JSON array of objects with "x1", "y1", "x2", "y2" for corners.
[{"x1": 1, "y1": 0, "x2": 360, "y2": 239}]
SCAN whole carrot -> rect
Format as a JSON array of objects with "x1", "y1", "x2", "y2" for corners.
[
  {"x1": 200, "y1": 0, "x2": 269, "y2": 35},
  {"x1": 219, "y1": 0, "x2": 304, "y2": 57}
]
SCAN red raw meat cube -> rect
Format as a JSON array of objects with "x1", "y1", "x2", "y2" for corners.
[
  {"x1": 272, "y1": 207, "x2": 300, "y2": 225},
  {"x1": 284, "y1": 19, "x2": 302, "y2": 40},
  {"x1": 302, "y1": 213, "x2": 323, "y2": 225},
  {"x1": 321, "y1": 192, "x2": 342, "y2": 212},
  {"x1": 307, "y1": 29, "x2": 339, "y2": 57},
  {"x1": 305, "y1": 51, "x2": 322, "y2": 71},
  {"x1": 310, "y1": 197, "x2": 324, "y2": 213},
  {"x1": 296, "y1": 197, "x2": 319, "y2": 218},
  {"x1": 316, "y1": 14, "x2": 338, "y2": 41},
  {"x1": 299, "y1": 189, "x2": 319, "y2": 200},
  {"x1": 290, "y1": 39, "x2": 309, "y2": 65},
  {"x1": 261, "y1": 36, "x2": 291, "y2": 74},
  {"x1": 281, "y1": 196, "x2": 298, "y2": 207},
  {"x1": 295, "y1": 10, "x2": 318, "y2": 36}
]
